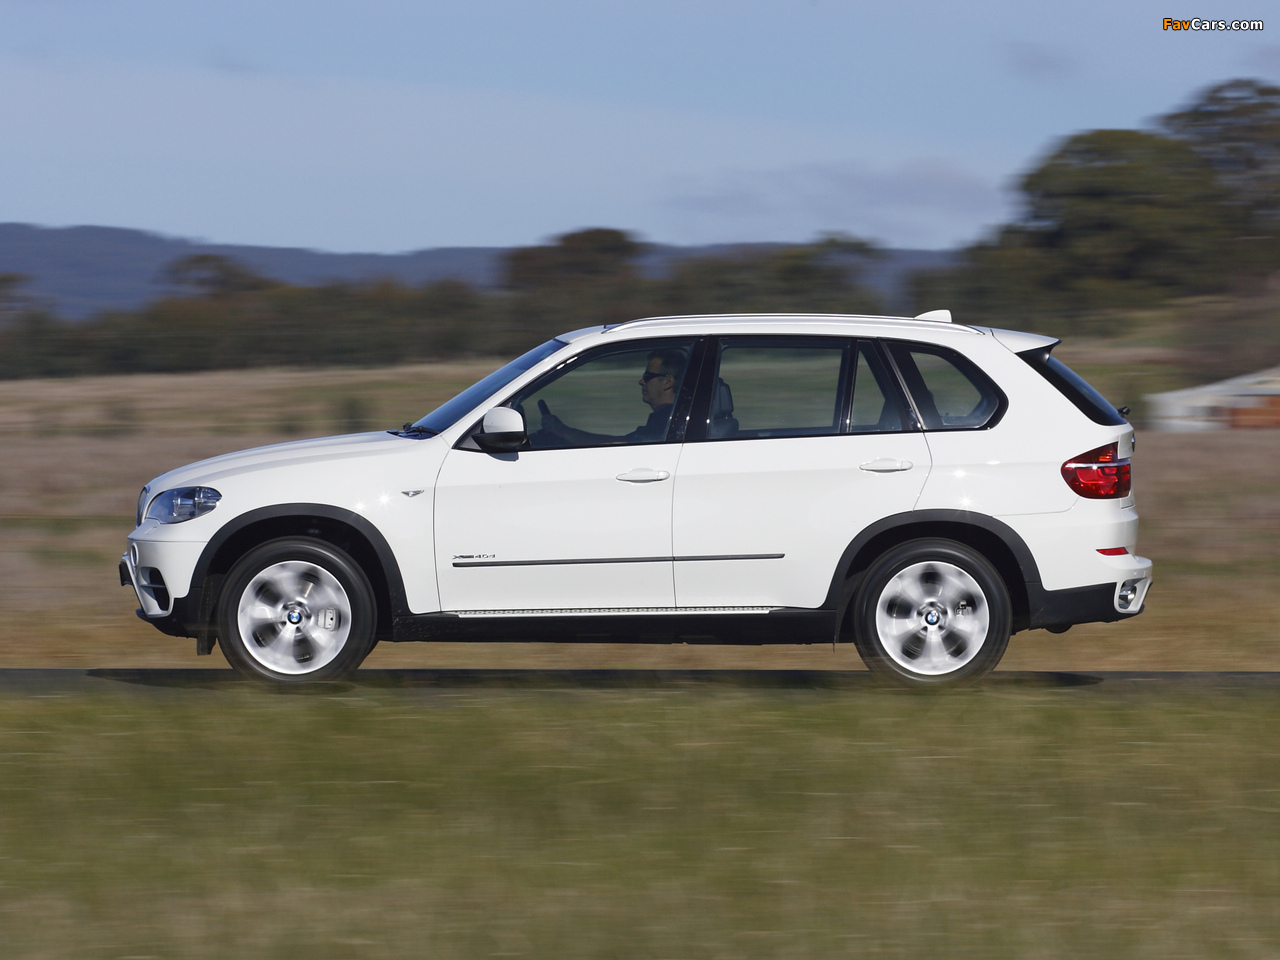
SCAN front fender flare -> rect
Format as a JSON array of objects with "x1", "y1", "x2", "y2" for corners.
[{"x1": 172, "y1": 503, "x2": 410, "y2": 636}]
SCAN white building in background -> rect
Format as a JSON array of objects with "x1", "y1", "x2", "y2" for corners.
[{"x1": 1146, "y1": 365, "x2": 1280, "y2": 431}]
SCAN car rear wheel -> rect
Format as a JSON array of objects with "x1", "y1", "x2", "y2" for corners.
[
  {"x1": 217, "y1": 538, "x2": 377, "y2": 683},
  {"x1": 851, "y1": 539, "x2": 1011, "y2": 686}
]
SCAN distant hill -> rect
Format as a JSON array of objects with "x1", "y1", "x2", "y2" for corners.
[{"x1": 0, "y1": 223, "x2": 954, "y2": 319}]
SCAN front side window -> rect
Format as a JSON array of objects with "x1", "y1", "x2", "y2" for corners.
[
  {"x1": 410, "y1": 337, "x2": 566, "y2": 435},
  {"x1": 509, "y1": 339, "x2": 696, "y2": 449},
  {"x1": 704, "y1": 339, "x2": 851, "y2": 440},
  {"x1": 885, "y1": 341, "x2": 1005, "y2": 430}
]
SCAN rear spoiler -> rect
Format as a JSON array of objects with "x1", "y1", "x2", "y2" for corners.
[{"x1": 984, "y1": 328, "x2": 1061, "y2": 354}]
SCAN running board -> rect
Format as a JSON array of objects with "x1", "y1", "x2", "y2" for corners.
[
  {"x1": 391, "y1": 608, "x2": 837, "y2": 645},
  {"x1": 453, "y1": 606, "x2": 777, "y2": 618}
]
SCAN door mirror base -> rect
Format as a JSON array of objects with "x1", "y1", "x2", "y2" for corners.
[{"x1": 475, "y1": 407, "x2": 527, "y2": 453}]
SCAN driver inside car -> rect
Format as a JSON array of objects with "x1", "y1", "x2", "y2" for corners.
[{"x1": 535, "y1": 348, "x2": 687, "y2": 447}]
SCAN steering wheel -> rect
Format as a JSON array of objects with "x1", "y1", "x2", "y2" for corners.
[{"x1": 527, "y1": 398, "x2": 556, "y2": 448}]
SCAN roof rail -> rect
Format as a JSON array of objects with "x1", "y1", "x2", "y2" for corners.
[
  {"x1": 914, "y1": 309, "x2": 952, "y2": 323},
  {"x1": 606, "y1": 312, "x2": 917, "y2": 332}
]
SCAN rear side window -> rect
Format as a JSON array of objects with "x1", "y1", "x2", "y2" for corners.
[
  {"x1": 1019, "y1": 349, "x2": 1127, "y2": 426},
  {"x1": 705, "y1": 338, "x2": 851, "y2": 440},
  {"x1": 848, "y1": 344, "x2": 908, "y2": 434},
  {"x1": 885, "y1": 341, "x2": 1005, "y2": 430}
]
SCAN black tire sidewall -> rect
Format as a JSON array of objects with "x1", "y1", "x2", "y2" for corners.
[
  {"x1": 852, "y1": 538, "x2": 1011, "y2": 686},
  {"x1": 217, "y1": 538, "x2": 377, "y2": 683}
]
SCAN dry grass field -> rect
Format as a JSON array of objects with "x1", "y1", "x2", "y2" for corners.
[{"x1": 1, "y1": 356, "x2": 1277, "y2": 674}]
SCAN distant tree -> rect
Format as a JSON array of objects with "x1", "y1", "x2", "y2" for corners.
[
  {"x1": 162, "y1": 254, "x2": 275, "y2": 298},
  {"x1": 658, "y1": 236, "x2": 883, "y2": 316},
  {"x1": 1017, "y1": 129, "x2": 1240, "y2": 295},
  {"x1": 503, "y1": 228, "x2": 643, "y2": 289},
  {"x1": 0, "y1": 275, "x2": 78, "y2": 377},
  {"x1": 418, "y1": 279, "x2": 485, "y2": 354},
  {"x1": 0, "y1": 273, "x2": 30, "y2": 325},
  {"x1": 1162, "y1": 78, "x2": 1280, "y2": 269},
  {"x1": 912, "y1": 128, "x2": 1245, "y2": 323},
  {"x1": 812, "y1": 233, "x2": 881, "y2": 260},
  {"x1": 770, "y1": 234, "x2": 882, "y2": 296}
]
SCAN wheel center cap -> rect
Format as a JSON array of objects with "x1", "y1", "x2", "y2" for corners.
[
  {"x1": 286, "y1": 609, "x2": 303, "y2": 625},
  {"x1": 923, "y1": 609, "x2": 942, "y2": 627}
]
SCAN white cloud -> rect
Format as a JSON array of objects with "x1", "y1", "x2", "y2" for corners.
[
  {"x1": 656, "y1": 159, "x2": 1011, "y2": 249},
  {"x1": 0, "y1": 52, "x2": 1012, "y2": 251},
  {"x1": 1002, "y1": 41, "x2": 1078, "y2": 83}
]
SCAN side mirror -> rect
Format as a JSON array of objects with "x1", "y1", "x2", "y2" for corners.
[{"x1": 474, "y1": 406, "x2": 526, "y2": 453}]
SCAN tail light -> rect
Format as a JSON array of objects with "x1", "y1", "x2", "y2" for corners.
[{"x1": 1062, "y1": 442, "x2": 1131, "y2": 499}]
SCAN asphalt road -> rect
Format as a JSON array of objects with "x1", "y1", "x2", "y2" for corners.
[{"x1": 0, "y1": 668, "x2": 1276, "y2": 697}]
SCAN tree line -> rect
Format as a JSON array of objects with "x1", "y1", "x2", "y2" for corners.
[
  {"x1": 913, "y1": 78, "x2": 1280, "y2": 328},
  {"x1": 0, "y1": 234, "x2": 882, "y2": 378},
  {"x1": 1, "y1": 78, "x2": 1276, "y2": 379}
]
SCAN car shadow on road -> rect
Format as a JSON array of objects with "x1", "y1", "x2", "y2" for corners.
[{"x1": 85, "y1": 667, "x2": 1103, "y2": 692}]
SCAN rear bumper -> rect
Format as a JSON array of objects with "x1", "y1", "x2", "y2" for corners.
[{"x1": 1025, "y1": 554, "x2": 1152, "y2": 631}]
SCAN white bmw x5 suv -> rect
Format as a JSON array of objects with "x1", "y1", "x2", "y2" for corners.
[{"x1": 121, "y1": 312, "x2": 1152, "y2": 685}]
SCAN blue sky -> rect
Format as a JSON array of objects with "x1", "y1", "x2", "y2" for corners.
[{"x1": 1, "y1": 0, "x2": 1276, "y2": 252}]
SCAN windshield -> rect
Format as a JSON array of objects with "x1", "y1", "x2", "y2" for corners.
[{"x1": 408, "y1": 338, "x2": 567, "y2": 434}]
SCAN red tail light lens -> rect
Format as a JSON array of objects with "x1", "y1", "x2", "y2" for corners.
[{"x1": 1062, "y1": 443, "x2": 1131, "y2": 499}]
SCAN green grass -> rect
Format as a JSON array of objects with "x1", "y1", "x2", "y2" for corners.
[{"x1": 1, "y1": 683, "x2": 1278, "y2": 958}]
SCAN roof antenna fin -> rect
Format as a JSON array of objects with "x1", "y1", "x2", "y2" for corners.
[{"x1": 914, "y1": 309, "x2": 952, "y2": 323}]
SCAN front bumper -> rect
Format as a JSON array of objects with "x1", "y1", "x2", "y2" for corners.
[
  {"x1": 120, "y1": 547, "x2": 170, "y2": 617},
  {"x1": 120, "y1": 532, "x2": 206, "y2": 612}
]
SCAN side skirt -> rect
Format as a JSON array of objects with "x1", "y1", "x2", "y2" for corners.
[{"x1": 391, "y1": 609, "x2": 838, "y2": 645}]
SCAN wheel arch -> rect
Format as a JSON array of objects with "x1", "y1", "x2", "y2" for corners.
[
  {"x1": 179, "y1": 504, "x2": 409, "y2": 643},
  {"x1": 827, "y1": 510, "x2": 1040, "y2": 635}
]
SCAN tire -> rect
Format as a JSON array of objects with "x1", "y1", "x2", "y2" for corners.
[
  {"x1": 850, "y1": 538, "x2": 1011, "y2": 686},
  {"x1": 217, "y1": 538, "x2": 378, "y2": 683}
]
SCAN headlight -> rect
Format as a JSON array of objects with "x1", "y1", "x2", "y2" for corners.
[
  {"x1": 144, "y1": 487, "x2": 222, "y2": 524},
  {"x1": 136, "y1": 485, "x2": 151, "y2": 526}
]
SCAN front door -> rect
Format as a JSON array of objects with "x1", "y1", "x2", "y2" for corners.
[{"x1": 435, "y1": 339, "x2": 697, "y2": 612}]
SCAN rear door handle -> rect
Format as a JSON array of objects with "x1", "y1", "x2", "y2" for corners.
[
  {"x1": 859, "y1": 458, "x2": 913, "y2": 473},
  {"x1": 616, "y1": 468, "x2": 671, "y2": 483}
]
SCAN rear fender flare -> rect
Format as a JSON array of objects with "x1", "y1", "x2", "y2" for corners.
[{"x1": 825, "y1": 510, "x2": 1042, "y2": 633}]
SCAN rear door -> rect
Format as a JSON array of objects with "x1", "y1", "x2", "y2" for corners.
[{"x1": 671, "y1": 337, "x2": 931, "y2": 610}]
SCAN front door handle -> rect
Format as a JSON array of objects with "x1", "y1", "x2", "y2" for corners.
[
  {"x1": 616, "y1": 468, "x2": 671, "y2": 483},
  {"x1": 859, "y1": 458, "x2": 914, "y2": 473}
]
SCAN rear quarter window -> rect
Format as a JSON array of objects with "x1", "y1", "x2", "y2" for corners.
[
  {"x1": 884, "y1": 341, "x2": 1006, "y2": 430},
  {"x1": 1019, "y1": 349, "x2": 1127, "y2": 427}
]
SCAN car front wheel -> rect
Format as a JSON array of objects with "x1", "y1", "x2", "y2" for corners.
[
  {"x1": 217, "y1": 538, "x2": 377, "y2": 682},
  {"x1": 851, "y1": 539, "x2": 1011, "y2": 686}
]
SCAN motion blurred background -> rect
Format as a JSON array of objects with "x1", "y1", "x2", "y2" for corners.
[
  {"x1": 2, "y1": 9, "x2": 1278, "y2": 667},
  {"x1": 2, "y1": 3, "x2": 1280, "y2": 956}
]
